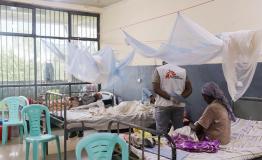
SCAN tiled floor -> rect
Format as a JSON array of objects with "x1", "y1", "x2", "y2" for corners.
[{"x1": 0, "y1": 129, "x2": 96, "y2": 160}]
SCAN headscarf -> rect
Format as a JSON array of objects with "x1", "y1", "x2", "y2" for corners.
[{"x1": 201, "y1": 82, "x2": 236, "y2": 122}]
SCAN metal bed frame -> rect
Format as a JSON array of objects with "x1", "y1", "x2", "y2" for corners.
[
  {"x1": 45, "y1": 91, "x2": 95, "y2": 160},
  {"x1": 105, "y1": 97, "x2": 262, "y2": 160},
  {"x1": 107, "y1": 120, "x2": 176, "y2": 160},
  {"x1": 44, "y1": 93, "x2": 262, "y2": 160},
  {"x1": 107, "y1": 119, "x2": 262, "y2": 160},
  {"x1": 45, "y1": 92, "x2": 156, "y2": 160}
]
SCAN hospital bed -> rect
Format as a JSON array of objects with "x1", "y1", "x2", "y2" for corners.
[
  {"x1": 44, "y1": 91, "x2": 155, "y2": 160},
  {"x1": 107, "y1": 97, "x2": 262, "y2": 160}
]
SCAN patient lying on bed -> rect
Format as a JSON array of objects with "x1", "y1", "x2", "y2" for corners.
[
  {"x1": 189, "y1": 82, "x2": 236, "y2": 145},
  {"x1": 68, "y1": 92, "x2": 102, "y2": 138},
  {"x1": 69, "y1": 93, "x2": 102, "y2": 108}
]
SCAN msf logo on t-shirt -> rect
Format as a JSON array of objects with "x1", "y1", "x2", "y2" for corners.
[{"x1": 165, "y1": 70, "x2": 182, "y2": 79}]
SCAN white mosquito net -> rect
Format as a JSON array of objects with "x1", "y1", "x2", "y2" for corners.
[
  {"x1": 124, "y1": 14, "x2": 262, "y2": 101},
  {"x1": 43, "y1": 41, "x2": 135, "y2": 85},
  {"x1": 42, "y1": 13, "x2": 262, "y2": 101},
  {"x1": 219, "y1": 30, "x2": 262, "y2": 101}
]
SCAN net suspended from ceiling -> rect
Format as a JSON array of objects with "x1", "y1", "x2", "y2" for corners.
[{"x1": 124, "y1": 13, "x2": 262, "y2": 101}]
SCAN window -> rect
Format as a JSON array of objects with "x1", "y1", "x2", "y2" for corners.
[{"x1": 0, "y1": 2, "x2": 100, "y2": 99}]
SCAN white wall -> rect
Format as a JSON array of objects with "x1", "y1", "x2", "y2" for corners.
[
  {"x1": 7, "y1": 0, "x2": 102, "y2": 13},
  {"x1": 101, "y1": 0, "x2": 262, "y2": 65}
]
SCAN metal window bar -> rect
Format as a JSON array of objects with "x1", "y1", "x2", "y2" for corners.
[
  {"x1": 28, "y1": 8, "x2": 32, "y2": 34},
  {"x1": 142, "y1": 130, "x2": 145, "y2": 159},
  {"x1": 52, "y1": 10, "x2": 55, "y2": 37},
  {"x1": 39, "y1": 9, "x2": 42, "y2": 91},
  {"x1": 60, "y1": 95, "x2": 63, "y2": 118},
  {"x1": 58, "y1": 39, "x2": 61, "y2": 81},
  {"x1": 76, "y1": 15, "x2": 79, "y2": 37},
  {"x1": 87, "y1": 16, "x2": 90, "y2": 38},
  {"x1": 1, "y1": 36, "x2": 3, "y2": 96},
  {"x1": 0, "y1": 2, "x2": 99, "y2": 100},
  {"x1": 92, "y1": 16, "x2": 95, "y2": 38},
  {"x1": 55, "y1": 94, "x2": 58, "y2": 116},
  {"x1": 28, "y1": 36, "x2": 31, "y2": 85},
  {"x1": 71, "y1": 14, "x2": 98, "y2": 40},
  {"x1": 12, "y1": 36, "x2": 14, "y2": 86},
  {"x1": 84, "y1": 14, "x2": 87, "y2": 38},
  {"x1": 33, "y1": 7, "x2": 37, "y2": 99},
  {"x1": 58, "y1": 11, "x2": 61, "y2": 37},
  {"x1": 79, "y1": 15, "x2": 82, "y2": 38},
  {"x1": 17, "y1": 33, "x2": 20, "y2": 91},
  {"x1": 48, "y1": 93, "x2": 51, "y2": 111},
  {"x1": 0, "y1": 6, "x2": 2, "y2": 32}
]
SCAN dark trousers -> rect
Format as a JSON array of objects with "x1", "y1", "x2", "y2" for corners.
[{"x1": 155, "y1": 106, "x2": 184, "y2": 134}]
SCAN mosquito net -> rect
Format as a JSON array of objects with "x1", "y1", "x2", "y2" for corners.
[{"x1": 124, "y1": 14, "x2": 262, "y2": 101}]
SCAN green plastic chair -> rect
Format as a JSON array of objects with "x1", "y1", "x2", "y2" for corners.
[
  {"x1": 1, "y1": 96, "x2": 28, "y2": 145},
  {"x1": 75, "y1": 133, "x2": 129, "y2": 160},
  {"x1": 22, "y1": 104, "x2": 61, "y2": 160},
  {"x1": 19, "y1": 96, "x2": 29, "y2": 107}
]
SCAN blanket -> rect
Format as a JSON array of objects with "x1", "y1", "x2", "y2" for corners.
[
  {"x1": 69, "y1": 100, "x2": 154, "y2": 118},
  {"x1": 172, "y1": 134, "x2": 220, "y2": 153}
]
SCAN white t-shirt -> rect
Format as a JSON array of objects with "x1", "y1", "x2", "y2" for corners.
[{"x1": 153, "y1": 64, "x2": 186, "y2": 107}]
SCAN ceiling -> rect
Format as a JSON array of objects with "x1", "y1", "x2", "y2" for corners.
[{"x1": 43, "y1": 0, "x2": 122, "y2": 8}]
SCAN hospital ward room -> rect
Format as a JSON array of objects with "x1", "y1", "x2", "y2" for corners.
[{"x1": 1, "y1": 0, "x2": 262, "y2": 160}]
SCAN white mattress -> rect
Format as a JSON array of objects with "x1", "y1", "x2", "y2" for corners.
[
  {"x1": 51, "y1": 101, "x2": 155, "y2": 130},
  {"x1": 131, "y1": 118, "x2": 262, "y2": 160}
]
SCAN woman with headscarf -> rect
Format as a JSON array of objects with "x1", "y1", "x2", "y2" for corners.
[{"x1": 189, "y1": 82, "x2": 236, "y2": 145}]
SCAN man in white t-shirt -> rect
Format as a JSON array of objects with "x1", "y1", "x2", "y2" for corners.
[{"x1": 152, "y1": 62, "x2": 192, "y2": 134}]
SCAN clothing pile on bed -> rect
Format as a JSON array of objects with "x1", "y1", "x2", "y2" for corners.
[{"x1": 122, "y1": 128, "x2": 158, "y2": 149}]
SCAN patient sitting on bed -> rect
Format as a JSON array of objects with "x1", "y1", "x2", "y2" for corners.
[{"x1": 189, "y1": 82, "x2": 236, "y2": 145}]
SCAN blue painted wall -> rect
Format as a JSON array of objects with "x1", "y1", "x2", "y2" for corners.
[{"x1": 103, "y1": 63, "x2": 262, "y2": 122}]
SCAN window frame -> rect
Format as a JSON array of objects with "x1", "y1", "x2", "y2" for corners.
[{"x1": 0, "y1": 1, "x2": 100, "y2": 98}]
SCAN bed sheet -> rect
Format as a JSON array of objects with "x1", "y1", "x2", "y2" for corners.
[
  {"x1": 131, "y1": 118, "x2": 262, "y2": 160},
  {"x1": 51, "y1": 101, "x2": 155, "y2": 130}
]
